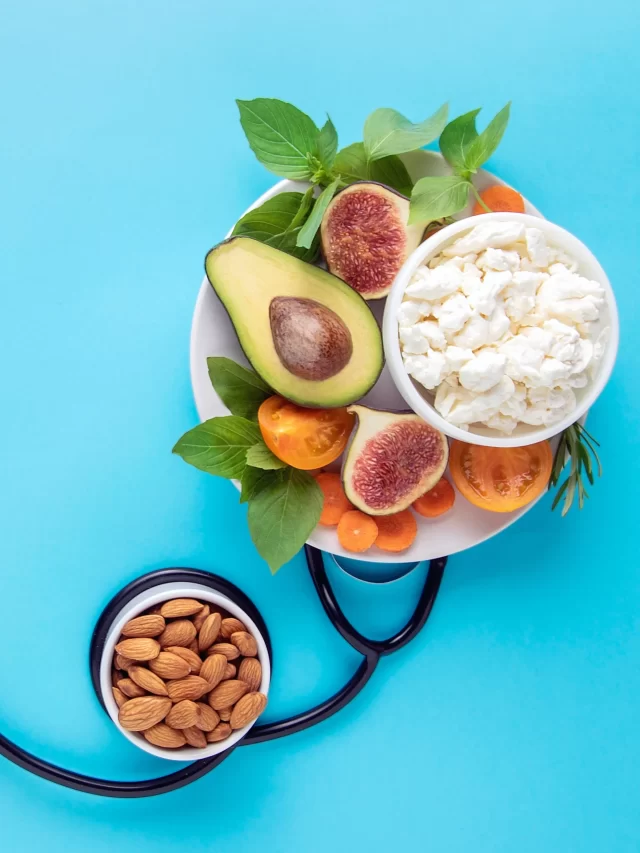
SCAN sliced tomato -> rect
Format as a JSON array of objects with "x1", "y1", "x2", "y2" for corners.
[
  {"x1": 258, "y1": 396, "x2": 355, "y2": 470},
  {"x1": 449, "y1": 440, "x2": 553, "y2": 513}
]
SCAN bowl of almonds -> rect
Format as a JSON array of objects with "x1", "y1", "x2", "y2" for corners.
[{"x1": 100, "y1": 584, "x2": 270, "y2": 759}]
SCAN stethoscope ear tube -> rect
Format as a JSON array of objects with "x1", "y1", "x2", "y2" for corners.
[{"x1": 0, "y1": 548, "x2": 446, "y2": 797}]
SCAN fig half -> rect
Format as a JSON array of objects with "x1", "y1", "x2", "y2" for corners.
[
  {"x1": 321, "y1": 182, "x2": 424, "y2": 300},
  {"x1": 342, "y1": 406, "x2": 449, "y2": 515}
]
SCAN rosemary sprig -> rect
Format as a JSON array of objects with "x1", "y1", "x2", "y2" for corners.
[{"x1": 549, "y1": 422, "x2": 602, "y2": 516}]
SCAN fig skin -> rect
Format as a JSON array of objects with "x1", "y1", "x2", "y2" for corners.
[
  {"x1": 342, "y1": 405, "x2": 449, "y2": 515},
  {"x1": 269, "y1": 296, "x2": 353, "y2": 381},
  {"x1": 321, "y1": 182, "x2": 424, "y2": 300}
]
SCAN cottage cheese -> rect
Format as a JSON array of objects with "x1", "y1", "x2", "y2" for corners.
[{"x1": 397, "y1": 222, "x2": 607, "y2": 433}]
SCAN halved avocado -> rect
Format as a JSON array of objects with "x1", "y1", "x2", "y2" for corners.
[
  {"x1": 205, "y1": 238, "x2": 383, "y2": 408},
  {"x1": 342, "y1": 405, "x2": 449, "y2": 515}
]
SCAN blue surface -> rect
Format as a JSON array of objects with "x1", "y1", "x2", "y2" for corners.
[{"x1": 1, "y1": 0, "x2": 639, "y2": 849}]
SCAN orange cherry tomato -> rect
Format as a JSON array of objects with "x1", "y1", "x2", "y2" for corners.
[
  {"x1": 449, "y1": 440, "x2": 553, "y2": 513},
  {"x1": 257, "y1": 396, "x2": 355, "y2": 470}
]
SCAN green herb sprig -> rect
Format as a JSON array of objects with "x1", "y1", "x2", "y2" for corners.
[
  {"x1": 173, "y1": 357, "x2": 323, "y2": 573},
  {"x1": 549, "y1": 422, "x2": 602, "y2": 516}
]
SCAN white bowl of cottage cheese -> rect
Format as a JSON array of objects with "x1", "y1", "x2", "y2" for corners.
[{"x1": 383, "y1": 213, "x2": 619, "y2": 447}]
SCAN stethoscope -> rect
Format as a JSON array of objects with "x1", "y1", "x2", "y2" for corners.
[{"x1": 0, "y1": 545, "x2": 446, "y2": 798}]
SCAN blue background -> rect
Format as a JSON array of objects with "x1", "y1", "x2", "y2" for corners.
[{"x1": 1, "y1": 1, "x2": 639, "y2": 850}]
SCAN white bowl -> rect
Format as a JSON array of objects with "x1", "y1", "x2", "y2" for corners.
[
  {"x1": 100, "y1": 582, "x2": 271, "y2": 761},
  {"x1": 383, "y1": 212, "x2": 619, "y2": 447}
]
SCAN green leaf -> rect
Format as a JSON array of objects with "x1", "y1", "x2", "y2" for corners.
[
  {"x1": 172, "y1": 416, "x2": 260, "y2": 479},
  {"x1": 240, "y1": 466, "x2": 281, "y2": 503},
  {"x1": 363, "y1": 103, "x2": 449, "y2": 161},
  {"x1": 232, "y1": 192, "x2": 319, "y2": 262},
  {"x1": 464, "y1": 102, "x2": 511, "y2": 172},
  {"x1": 246, "y1": 443, "x2": 287, "y2": 470},
  {"x1": 247, "y1": 468, "x2": 323, "y2": 573},
  {"x1": 439, "y1": 108, "x2": 481, "y2": 173},
  {"x1": 333, "y1": 143, "x2": 413, "y2": 196},
  {"x1": 206, "y1": 357, "x2": 271, "y2": 420},
  {"x1": 409, "y1": 176, "x2": 471, "y2": 224},
  {"x1": 316, "y1": 116, "x2": 338, "y2": 169},
  {"x1": 236, "y1": 98, "x2": 319, "y2": 180},
  {"x1": 296, "y1": 177, "x2": 340, "y2": 250}
]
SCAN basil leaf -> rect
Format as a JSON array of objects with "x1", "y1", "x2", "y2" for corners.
[
  {"x1": 409, "y1": 176, "x2": 471, "y2": 224},
  {"x1": 240, "y1": 466, "x2": 281, "y2": 503},
  {"x1": 206, "y1": 357, "x2": 271, "y2": 420},
  {"x1": 316, "y1": 116, "x2": 338, "y2": 169},
  {"x1": 232, "y1": 192, "x2": 319, "y2": 262},
  {"x1": 363, "y1": 103, "x2": 448, "y2": 161},
  {"x1": 236, "y1": 98, "x2": 319, "y2": 180},
  {"x1": 247, "y1": 468, "x2": 323, "y2": 573},
  {"x1": 172, "y1": 416, "x2": 260, "y2": 479},
  {"x1": 464, "y1": 102, "x2": 511, "y2": 172},
  {"x1": 333, "y1": 143, "x2": 413, "y2": 196},
  {"x1": 246, "y1": 443, "x2": 287, "y2": 470},
  {"x1": 296, "y1": 177, "x2": 340, "y2": 250},
  {"x1": 439, "y1": 108, "x2": 481, "y2": 173}
]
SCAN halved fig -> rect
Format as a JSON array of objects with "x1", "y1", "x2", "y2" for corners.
[
  {"x1": 342, "y1": 406, "x2": 449, "y2": 515},
  {"x1": 321, "y1": 182, "x2": 424, "y2": 300}
]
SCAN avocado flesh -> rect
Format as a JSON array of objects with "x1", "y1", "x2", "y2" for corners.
[{"x1": 205, "y1": 238, "x2": 384, "y2": 408}]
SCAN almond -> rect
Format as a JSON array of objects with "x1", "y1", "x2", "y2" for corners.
[
  {"x1": 183, "y1": 726, "x2": 207, "y2": 748},
  {"x1": 111, "y1": 669, "x2": 121, "y2": 687},
  {"x1": 206, "y1": 722, "x2": 232, "y2": 743},
  {"x1": 200, "y1": 654, "x2": 227, "y2": 690},
  {"x1": 192, "y1": 604, "x2": 211, "y2": 632},
  {"x1": 208, "y1": 679, "x2": 249, "y2": 710},
  {"x1": 220, "y1": 617, "x2": 245, "y2": 639},
  {"x1": 120, "y1": 614, "x2": 165, "y2": 638},
  {"x1": 207, "y1": 642, "x2": 239, "y2": 661},
  {"x1": 166, "y1": 646, "x2": 202, "y2": 674},
  {"x1": 188, "y1": 639, "x2": 200, "y2": 654},
  {"x1": 112, "y1": 687, "x2": 127, "y2": 708},
  {"x1": 115, "y1": 654, "x2": 134, "y2": 671},
  {"x1": 224, "y1": 663, "x2": 237, "y2": 679},
  {"x1": 198, "y1": 612, "x2": 222, "y2": 652},
  {"x1": 165, "y1": 700, "x2": 199, "y2": 729},
  {"x1": 128, "y1": 666, "x2": 168, "y2": 697},
  {"x1": 166, "y1": 675, "x2": 210, "y2": 702},
  {"x1": 119, "y1": 696, "x2": 172, "y2": 731},
  {"x1": 115, "y1": 638, "x2": 160, "y2": 661},
  {"x1": 231, "y1": 631, "x2": 257, "y2": 657},
  {"x1": 159, "y1": 598, "x2": 204, "y2": 619},
  {"x1": 159, "y1": 619, "x2": 197, "y2": 648},
  {"x1": 218, "y1": 707, "x2": 232, "y2": 721},
  {"x1": 148, "y1": 651, "x2": 190, "y2": 680},
  {"x1": 194, "y1": 703, "x2": 219, "y2": 732},
  {"x1": 238, "y1": 658, "x2": 262, "y2": 692},
  {"x1": 144, "y1": 723, "x2": 187, "y2": 749},
  {"x1": 117, "y1": 678, "x2": 147, "y2": 699},
  {"x1": 230, "y1": 692, "x2": 267, "y2": 730}
]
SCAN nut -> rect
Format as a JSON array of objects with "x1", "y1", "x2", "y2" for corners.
[
  {"x1": 220, "y1": 617, "x2": 245, "y2": 639},
  {"x1": 188, "y1": 640, "x2": 200, "y2": 654},
  {"x1": 224, "y1": 663, "x2": 237, "y2": 680},
  {"x1": 206, "y1": 723, "x2": 232, "y2": 743},
  {"x1": 115, "y1": 654, "x2": 134, "y2": 671},
  {"x1": 121, "y1": 614, "x2": 165, "y2": 638},
  {"x1": 117, "y1": 678, "x2": 147, "y2": 699},
  {"x1": 115, "y1": 638, "x2": 160, "y2": 662},
  {"x1": 198, "y1": 612, "x2": 222, "y2": 652},
  {"x1": 159, "y1": 598, "x2": 204, "y2": 619},
  {"x1": 218, "y1": 707, "x2": 232, "y2": 721},
  {"x1": 231, "y1": 631, "x2": 257, "y2": 657},
  {"x1": 192, "y1": 604, "x2": 211, "y2": 632},
  {"x1": 144, "y1": 723, "x2": 187, "y2": 749},
  {"x1": 149, "y1": 652, "x2": 190, "y2": 680},
  {"x1": 166, "y1": 646, "x2": 202, "y2": 674},
  {"x1": 112, "y1": 687, "x2": 127, "y2": 708},
  {"x1": 183, "y1": 726, "x2": 207, "y2": 748},
  {"x1": 118, "y1": 696, "x2": 172, "y2": 731},
  {"x1": 158, "y1": 620, "x2": 197, "y2": 649},
  {"x1": 238, "y1": 658, "x2": 262, "y2": 692},
  {"x1": 166, "y1": 675, "x2": 210, "y2": 702},
  {"x1": 194, "y1": 703, "x2": 219, "y2": 732},
  {"x1": 230, "y1": 692, "x2": 267, "y2": 730},
  {"x1": 207, "y1": 642, "x2": 239, "y2": 661},
  {"x1": 128, "y1": 666, "x2": 168, "y2": 697},
  {"x1": 208, "y1": 679, "x2": 249, "y2": 710},
  {"x1": 165, "y1": 700, "x2": 199, "y2": 729},
  {"x1": 200, "y1": 654, "x2": 227, "y2": 691}
]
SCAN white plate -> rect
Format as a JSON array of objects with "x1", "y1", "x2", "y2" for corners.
[{"x1": 190, "y1": 151, "x2": 549, "y2": 564}]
